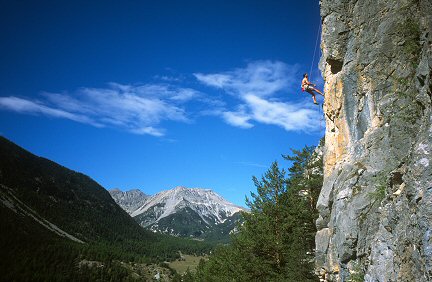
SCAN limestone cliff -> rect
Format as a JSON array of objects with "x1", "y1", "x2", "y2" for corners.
[{"x1": 316, "y1": 0, "x2": 432, "y2": 281}]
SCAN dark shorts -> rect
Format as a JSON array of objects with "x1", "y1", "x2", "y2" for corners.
[{"x1": 304, "y1": 85, "x2": 314, "y2": 92}]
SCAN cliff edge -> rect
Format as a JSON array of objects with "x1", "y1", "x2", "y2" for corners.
[{"x1": 316, "y1": 0, "x2": 432, "y2": 280}]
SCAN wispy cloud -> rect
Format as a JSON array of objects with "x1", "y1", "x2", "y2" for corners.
[
  {"x1": 0, "y1": 96, "x2": 102, "y2": 126},
  {"x1": 195, "y1": 60, "x2": 321, "y2": 133},
  {"x1": 194, "y1": 60, "x2": 297, "y2": 97},
  {"x1": 0, "y1": 61, "x2": 323, "y2": 136},
  {"x1": 222, "y1": 110, "x2": 254, "y2": 129},
  {"x1": 236, "y1": 161, "x2": 268, "y2": 168},
  {"x1": 244, "y1": 95, "x2": 320, "y2": 132},
  {"x1": 0, "y1": 83, "x2": 200, "y2": 136}
]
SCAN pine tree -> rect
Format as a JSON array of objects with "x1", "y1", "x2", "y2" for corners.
[
  {"x1": 282, "y1": 145, "x2": 323, "y2": 280},
  {"x1": 234, "y1": 162, "x2": 291, "y2": 279}
]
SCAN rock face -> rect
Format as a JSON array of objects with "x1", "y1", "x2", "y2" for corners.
[
  {"x1": 316, "y1": 0, "x2": 432, "y2": 281},
  {"x1": 108, "y1": 188, "x2": 149, "y2": 214}
]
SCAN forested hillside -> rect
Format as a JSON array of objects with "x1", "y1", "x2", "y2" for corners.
[{"x1": 0, "y1": 136, "x2": 212, "y2": 281}]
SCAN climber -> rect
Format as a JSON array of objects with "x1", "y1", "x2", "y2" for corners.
[{"x1": 301, "y1": 73, "x2": 324, "y2": 105}]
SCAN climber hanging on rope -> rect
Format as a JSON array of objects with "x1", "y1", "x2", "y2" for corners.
[{"x1": 301, "y1": 73, "x2": 324, "y2": 105}]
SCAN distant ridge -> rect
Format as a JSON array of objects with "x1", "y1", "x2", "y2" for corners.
[
  {"x1": 109, "y1": 186, "x2": 246, "y2": 242},
  {"x1": 108, "y1": 188, "x2": 149, "y2": 214}
]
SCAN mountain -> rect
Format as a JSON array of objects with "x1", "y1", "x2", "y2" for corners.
[
  {"x1": 110, "y1": 186, "x2": 246, "y2": 242},
  {"x1": 0, "y1": 136, "x2": 148, "y2": 244},
  {"x1": 109, "y1": 188, "x2": 149, "y2": 214},
  {"x1": 0, "y1": 136, "x2": 212, "y2": 281}
]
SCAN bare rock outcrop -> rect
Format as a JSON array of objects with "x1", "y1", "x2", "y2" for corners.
[{"x1": 316, "y1": 0, "x2": 432, "y2": 280}]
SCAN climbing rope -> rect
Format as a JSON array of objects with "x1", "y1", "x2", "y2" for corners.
[
  {"x1": 309, "y1": 22, "x2": 322, "y2": 82},
  {"x1": 310, "y1": 22, "x2": 325, "y2": 133}
]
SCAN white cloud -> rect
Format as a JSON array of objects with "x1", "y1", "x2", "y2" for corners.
[
  {"x1": 0, "y1": 61, "x2": 323, "y2": 136},
  {"x1": 195, "y1": 60, "x2": 298, "y2": 97},
  {"x1": 0, "y1": 83, "x2": 199, "y2": 137},
  {"x1": 194, "y1": 73, "x2": 232, "y2": 88},
  {"x1": 130, "y1": 126, "x2": 165, "y2": 137},
  {"x1": 169, "y1": 88, "x2": 199, "y2": 102},
  {"x1": 0, "y1": 96, "x2": 101, "y2": 126},
  {"x1": 195, "y1": 60, "x2": 322, "y2": 133},
  {"x1": 244, "y1": 94, "x2": 321, "y2": 132},
  {"x1": 222, "y1": 110, "x2": 254, "y2": 129}
]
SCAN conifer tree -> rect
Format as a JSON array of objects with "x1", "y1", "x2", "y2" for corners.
[{"x1": 234, "y1": 162, "x2": 291, "y2": 279}]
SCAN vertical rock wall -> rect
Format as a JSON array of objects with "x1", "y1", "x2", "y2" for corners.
[{"x1": 316, "y1": 0, "x2": 432, "y2": 280}]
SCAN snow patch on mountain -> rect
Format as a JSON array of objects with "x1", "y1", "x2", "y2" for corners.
[{"x1": 131, "y1": 186, "x2": 244, "y2": 225}]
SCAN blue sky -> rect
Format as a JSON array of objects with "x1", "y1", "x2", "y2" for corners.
[{"x1": 0, "y1": 0, "x2": 323, "y2": 206}]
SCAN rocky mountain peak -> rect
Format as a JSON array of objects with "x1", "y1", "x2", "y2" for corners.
[
  {"x1": 111, "y1": 186, "x2": 245, "y2": 241},
  {"x1": 108, "y1": 188, "x2": 149, "y2": 214},
  {"x1": 131, "y1": 187, "x2": 244, "y2": 221}
]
